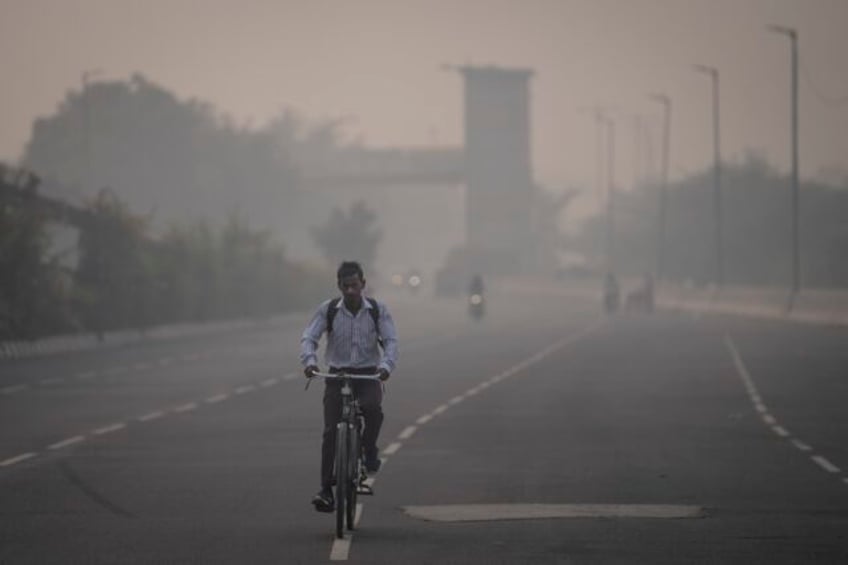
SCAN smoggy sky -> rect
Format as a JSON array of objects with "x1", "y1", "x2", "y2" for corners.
[{"x1": 2, "y1": 0, "x2": 847, "y2": 194}]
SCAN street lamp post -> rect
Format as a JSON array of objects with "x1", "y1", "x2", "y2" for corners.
[
  {"x1": 768, "y1": 25, "x2": 800, "y2": 300},
  {"x1": 649, "y1": 93, "x2": 671, "y2": 282},
  {"x1": 601, "y1": 115, "x2": 616, "y2": 274},
  {"x1": 693, "y1": 64, "x2": 724, "y2": 288},
  {"x1": 81, "y1": 69, "x2": 102, "y2": 192}
]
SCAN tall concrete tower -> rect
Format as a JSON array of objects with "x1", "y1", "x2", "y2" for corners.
[{"x1": 460, "y1": 65, "x2": 534, "y2": 274}]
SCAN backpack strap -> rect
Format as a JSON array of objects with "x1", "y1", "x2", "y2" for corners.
[{"x1": 326, "y1": 297, "x2": 383, "y2": 348}]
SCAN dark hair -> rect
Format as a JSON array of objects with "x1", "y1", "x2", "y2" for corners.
[{"x1": 337, "y1": 261, "x2": 364, "y2": 281}]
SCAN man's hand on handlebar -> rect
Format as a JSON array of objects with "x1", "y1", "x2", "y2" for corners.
[
  {"x1": 304, "y1": 365, "x2": 318, "y2": 379},
  {"x1": 378, "y1": 368, "x2": 390, "y2": 382}
]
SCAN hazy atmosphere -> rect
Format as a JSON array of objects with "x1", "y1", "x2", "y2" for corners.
[
  {"x1": 3, "y1": 0, "x2": 848, "y2": 186},
  {"x1": 2, "y1": 3, "x2": 848, "y2": 563}
]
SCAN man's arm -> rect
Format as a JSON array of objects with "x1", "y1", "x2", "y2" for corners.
[
  {"x1": 377, "y1": 303, "x2": 399, "y2": 379},
  {"x1": 300, "y1": 301, "x2": 329, "y2": 375}
]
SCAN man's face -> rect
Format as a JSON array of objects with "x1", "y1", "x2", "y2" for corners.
[{"x1": 338, "y1": 274, "x2": 365, "y2": 306}]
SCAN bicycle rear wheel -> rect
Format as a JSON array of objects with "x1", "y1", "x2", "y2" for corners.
[
  {"x1": 346, "y1": 426, "x2": 361, "y2": 530},
  {"x1": 334, "y1": 423, "x2": 348, "y2": 539}
]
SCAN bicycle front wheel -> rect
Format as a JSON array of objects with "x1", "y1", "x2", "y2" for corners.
[
  {"x1": 334, "y1": 423, "x2": 348, "y2": 539},
  {"x1": 346, "y1": 426, "x2": 361, "y2": 530}
]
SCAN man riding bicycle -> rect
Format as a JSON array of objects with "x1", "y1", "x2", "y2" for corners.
[{"x1": 301, "y1": 261, "x2": 399, "y2": 512}]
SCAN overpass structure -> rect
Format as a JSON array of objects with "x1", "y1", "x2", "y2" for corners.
[{"x1": 299, "y1": 65, "x2": 537, "y2": 274}]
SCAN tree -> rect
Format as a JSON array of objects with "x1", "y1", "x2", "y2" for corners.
[{"x1": 310, "y1": 200, "x2": 382, "y2": 272}]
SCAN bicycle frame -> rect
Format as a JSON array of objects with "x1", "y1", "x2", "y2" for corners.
[{"x1": 308, "y1": 371, "x2": 380, "y2": 538}]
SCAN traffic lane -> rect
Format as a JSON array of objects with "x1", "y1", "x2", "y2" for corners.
[
  {"x1": 0, "y1": 319, "x2": 306, "y2": 391},
  {"x1": 0, "y1": 306, "x2": 587, "y2": 563},
  {"x1": 0, "y1": 295, "x2": 602, "y2": 563},
  {"x1": 0, "y1": 375, "x2": 337, "y2": 565},
  {"x1": 717, "y1": 315, "x2": 848, "y2": 475},
  {"x1": 356, "y1": 311, "x2": 848, "y2": 564},
  {"x1": 0, "y1": 334, "x2": 302, "y2": 466},
  {"x1": 0, "y1": 296, "x2": 508, "y2": 465}
]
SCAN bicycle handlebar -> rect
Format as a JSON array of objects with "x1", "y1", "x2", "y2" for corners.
[
  {"x1": 304, "y1": 371, "x2": 382, "y2": 390},
  {"x1": 310, "y1": 372, "x2": 381, "y2": 380}
]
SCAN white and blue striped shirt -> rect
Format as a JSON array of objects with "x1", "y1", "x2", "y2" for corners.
[{"x1": 300, "y1": 296, "x2": 398, "y2": 373}]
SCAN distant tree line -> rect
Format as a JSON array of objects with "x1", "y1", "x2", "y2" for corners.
[
  {"x1": 0, "y1": 168, "x2": 334, "y2": 340},
  {"x1": 572, "y1": 153, "x2": 848, "y2": 288},
  {"x1": 4, "y1": 74, "x2": 388, "y2": 340}
]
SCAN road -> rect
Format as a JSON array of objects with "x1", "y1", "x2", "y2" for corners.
[{"x1": 1, "y1": 287, "x2": 847, "y2": 564}]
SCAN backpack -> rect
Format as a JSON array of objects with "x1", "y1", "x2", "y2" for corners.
[{"x1": 326, "y1": 297, "x2": 384, "y2": 349}]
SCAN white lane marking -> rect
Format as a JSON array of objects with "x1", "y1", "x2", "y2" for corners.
[
  {"x1": 282, "y1": 372, "x2": 298, "y2": 381},
  {"x1": 403, "y1": 503, "x2": 705, "y2": 522},
  {"x1": 235, "y1": 385, "x2": 256, "y2": 395},
  {"x1": 398, "y1": 426, "x2": 417, "y2": 440},
  {"x1": 329, "y1": 535, "x2": 352, "y2": 561},
  {"x1": 791, "y1": 439, "x2": 812, "y2": 452},
  {"x1": 173, "y1": 402, "x2": 198, "y2": 413},
  {"x1": 383, "y1": 442, "x2": 402, "y2": 455},
  {"x1": 49, "y1": 435, "x2": 86, "y2": 450},
  {"x1": 92, "y1": 422, "x2": 126, "y2": 436},
  {"x1": 811, "y1": 455, "x2": 841, "y2": 474},
  {"x1": 1, "y1": 384, "x2": 27, "y2": 394},
  {"x1": 725, "y1": 334, "x2": 844, "y2": 485},
  {"x1": 0, "y1": 452, "x2": 37, "y2": 467},
  {"x1": 260, "y1": 377, "x2": 279, "y2": 388},
  {"x1": 76, "y1": 371, "x2": 97, "y2": 380},
  {"x1": 205, "y1": 393, "x2": 229, "y2": 404},
  {"x1": 40, "y1": 377, "x2": 64, "y2": 386},
  {"x1": 772, "y1": 425, "x2": 790, "y2": 437},
  {"x1": 323, "y1": 322, "x2": 604, "y2": 562},
  {"x1": 416, "y1": 414, "x2": 432, "y2": 425},
  {"x1": 138, "y1": 410, "x2": 165, "y2": 422},
  {"x1": 431, "y1": 404, "x2": 448, "y2": 416}
]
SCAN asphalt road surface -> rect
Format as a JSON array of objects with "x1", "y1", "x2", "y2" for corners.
[{"x1": 1, "y1": 286, "x2": 846, "y2": 564}]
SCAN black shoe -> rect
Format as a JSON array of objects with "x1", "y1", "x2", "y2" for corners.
[
  {"x1": 364, "y1": 454, "x2": 381, "y2": 474},
  {"x1": 312, "y1": 488, "x2": 334, "y2": 513}
]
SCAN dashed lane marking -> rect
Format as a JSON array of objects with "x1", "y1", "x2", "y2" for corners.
[
  {"x1": 40, "y1": 377, "x2": 64, "y2": 386},
  {"x1": 205, "y1": 393, "x2": 229, "y2": 404},
  {"x1": 0, "y1": 452, "x2": 37, "y2": 467},
  {"x1": 383, "y1": 442, "x2": 402, "y2": 455},
  {"x1": 92, "y1": 423, "x2": 126, "y2": 436},
  {"x1": 791, "y1": 439, "x2": 812, "y2": 452},
  {"x1": 812, "y1": 455, "x2": 841, "y2": 474},
  {"x1": 1, "y1": 384, "x2": 27, "y2": 395},
  {"x1": 325, "y1": 320, "x2": 604, "y2": 561},
  {"x1": 725, "y1": 334, "x2": 847, "y2": 487},
  {"x1": 398, "y1": 426, "x2": 417, "y2": 440},
  {"x1": 138, "y1": 410, "x2": 165, "y2": 422},
  {"x1": 173, "y1": 402, "x2": 197, "y2": 413},
  {"x1": 48, "y1": 436, "x2": 86, "y2": 450}
]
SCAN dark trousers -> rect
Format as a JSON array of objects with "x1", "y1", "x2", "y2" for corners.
[{"x1": 321, "y1": 368, "x2": 384, "y2": 488}]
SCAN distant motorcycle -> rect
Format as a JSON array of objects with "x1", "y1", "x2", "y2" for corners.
[{"x1": 468, "y1": 292, "x2": 485, "y2": 320}]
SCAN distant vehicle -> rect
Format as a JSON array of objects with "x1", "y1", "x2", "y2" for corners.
[
  {"x1": 603, "y1": 273, "x2": 620, "y2": 314},
  {"x1": 406, "y1": 269, "x2": 422, "y2": 293},
  {"x1": 468, "y1": 292, "x2": 485, "y2": 320}
]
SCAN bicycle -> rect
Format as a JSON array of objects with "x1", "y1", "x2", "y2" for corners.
[{"x1": 306, "y1": 371, "x2": 380, "y2": 539}]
